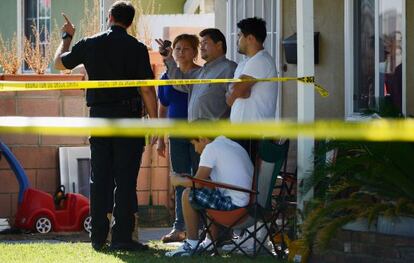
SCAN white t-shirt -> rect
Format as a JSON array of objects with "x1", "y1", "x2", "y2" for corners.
[
  {"x1": 199, "y1": 136, "x2": 253, "y2": 207},
  {"x1": 230, "y1": 50, "x2": 278, "y2": 122}
]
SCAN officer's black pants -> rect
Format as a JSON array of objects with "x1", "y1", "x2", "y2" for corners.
[{"x1": 89, "y1": 104, "x2": 144, "y2": 244}]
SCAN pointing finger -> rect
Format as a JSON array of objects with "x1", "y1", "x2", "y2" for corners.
[{"x1": 62, "y1": 13, "x2": 72, "y2": 24}]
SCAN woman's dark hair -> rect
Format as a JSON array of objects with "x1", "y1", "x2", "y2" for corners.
[
  {"x1": 237, "y1": 17, "x2": 267, "y2": 43},
  {"x1": 173, "y1": 34, "x2": 200, "y2": 56},
  {"x1": 199, "y1": 28, "x2": 227, "y2": 54},
  {"x1": 109, "y1": 1, "x2": 135, "y2": 27}
]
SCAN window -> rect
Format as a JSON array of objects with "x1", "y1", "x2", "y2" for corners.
[
  {"x1": 354, "y1": 0, "x2": 375, "y2": 113},
  {"x1": 346, "y1": 0, "x2": 405, "y2": 117},
  {"x1": 226, "y1": 0, "x2": 280, "y2": 65},
  {"x1": 59, "y1": 146, "x2": 91, "y2": 198},
  {"x1": 24, "y1": 0, "x2": 51, "y2": 71},
  {"x1": 378, "y1": 1, "x2": 404, "y2": 114}
]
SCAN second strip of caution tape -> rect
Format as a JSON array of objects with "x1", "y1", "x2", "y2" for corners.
[{"x1": 0, "y1": 117, "x2": 413, "y2": 142}]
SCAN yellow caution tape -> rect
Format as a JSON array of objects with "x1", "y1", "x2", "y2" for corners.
[
  {"x1": 0, "y1": 117, "x2": 413, "y2": 142},
  {"x1": 0, "y1": 76, "x2": 329, "y2": 97}
]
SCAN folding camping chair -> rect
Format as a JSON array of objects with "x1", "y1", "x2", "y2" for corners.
[
  {"x1": 187, "y1": 139, "x2": 290, "y2": 257},
  {"x1": 270, "y1": 156, "x2": 297, "y2": 255}
]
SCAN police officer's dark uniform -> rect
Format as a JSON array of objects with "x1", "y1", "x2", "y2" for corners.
[{"x1": 61, "y1": 25, "x2": 153, "y2": 248}]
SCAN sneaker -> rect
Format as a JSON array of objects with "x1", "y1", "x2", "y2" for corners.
[
  {"x1": 161, "y1": 229, "x2": 186, "y2": 243},
  {"x1": 92, "y1": 241, "x2": 107, "y2": 251},
  {"x1": 222, "y1": 233, "x2": 254, "y2": 253},
  {"x1": 222, "y1": 234, "x2": 273, "y2": 254},
  {"x1": 165, "y1": 240, "x2": 196, "y2": 257},
  {"x1": 197, "y1": 238, "x2": 214, "y2": 252}
]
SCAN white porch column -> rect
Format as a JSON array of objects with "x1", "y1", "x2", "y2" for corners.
[
  {"x1": 17, "y1": 0, "x2": 22, "y2": 73},
  {"x1": 100, "y1": 0, "x2": 105, "y2": 32},
  {"x1": 184, "y1": 0, "x2": 214, "y2": 14},
  {"x1": 184, "y1": 0, "x2": 201, "y2": 14},
  {"x1": 296, "y1": 0, "x2": 315, "y2": 211}
]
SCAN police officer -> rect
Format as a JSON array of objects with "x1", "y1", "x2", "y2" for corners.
[{"x1": 54, "y1": 1, "x2": 157, "y2": 251}]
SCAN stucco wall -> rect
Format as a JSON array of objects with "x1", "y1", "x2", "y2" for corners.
[
  {"x1": 52, "y1": 0, "x2": 86, "y2": 41},
  {"x1": 407, "y1": 0, "x2": 413, "y2": 117},
  {"x1": 0, "y1": 1, "x2": 84, "y2": 41},
  {"x1": 0, "y1": 0, "x2": 85, "y2": 73},
  {"x1": 0, "y1": 0, "x2": 17, "y2": 41},
  {"x1": 214, "y1": 0, "x2": 227, "y2": 36},
  {"x1": 106, "y1": 0, "x2": 186, "y2": 14},
  {"x1": 142, "y1": 0, "x2": 186, "y2": 14},
  {"x1": 281, "y1": 0, "x2": 344, "y2": 120},
  {"x1": 104, "y1": 0, "x2": 186, "y2": 15}
]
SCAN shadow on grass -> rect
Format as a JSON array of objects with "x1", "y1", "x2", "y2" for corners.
[
  {"x1": 0, "y1": 238, "x2": 286, "y2": 262},
  {"x1": 99, "y1": 241, "x2": 286, "y2": 263}
]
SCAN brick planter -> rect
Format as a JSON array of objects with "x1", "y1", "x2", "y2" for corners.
[
  {"x1": 0, "y1": 73, "x2": 84, "y2": 81},
  {"x1": 310, "y1": 229, "x2": 414, "y2": 263}
]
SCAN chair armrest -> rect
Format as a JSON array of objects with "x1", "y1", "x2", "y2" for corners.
[
  {"x1": 185, "y1": 175, "x2": 257, "y2": 194},
  {"x1": 279, "y1": 171, "x2": 296, "y2": 183},
  {"x1": 279, "y1": 171, "x2": 296, "y2": 177}
]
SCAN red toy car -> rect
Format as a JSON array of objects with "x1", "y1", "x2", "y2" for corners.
[
  {"x1": 14, "y1": 187, "x2": 91, "y2": 234},
  {"x1": 1, "y1": 140, "x2": 90, "y2": 234}
]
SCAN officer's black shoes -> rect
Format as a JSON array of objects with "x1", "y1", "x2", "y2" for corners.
[{"x1": 109, "y1": 241, "x2": 149, "y2": 251}]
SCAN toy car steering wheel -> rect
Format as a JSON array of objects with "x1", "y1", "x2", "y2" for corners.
[{"x1": 54, "y1": 185, "x2": 66, "y2": 207}]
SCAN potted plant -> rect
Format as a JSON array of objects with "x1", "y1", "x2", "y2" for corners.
[{"x1": 0, "y1": 24, "x2": 84, "y2": 81}]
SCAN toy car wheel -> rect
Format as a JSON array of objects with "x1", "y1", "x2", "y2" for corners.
[
  {"x1": 83, "y1": 215, "x2": 92, "y2": 234},
  {"x1": 35, "y1": 217, "x2": 52, "y2": 234}
]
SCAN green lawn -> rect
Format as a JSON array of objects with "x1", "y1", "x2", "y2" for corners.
[{"x1": 0, "y1": 241, "x2": 287, "y2": 263}]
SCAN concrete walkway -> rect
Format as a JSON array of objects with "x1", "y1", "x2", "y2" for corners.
[
  {"x1": 139, "y1": 227, "x2": 173, "y2": 243},
  {"x1": 139, "y1": 227, "x2": 182, "y2": 246},
  {"x1": 0, "y1": 219, "x2": 8, "y2": 232},
  {"x1": 0, "y1": 224, "x2": 181, "y2": 246}
]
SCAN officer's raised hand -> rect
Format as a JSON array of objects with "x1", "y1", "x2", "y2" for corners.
[{"x1": 61, "y1": 13, "x2": 75, "y2": 40}]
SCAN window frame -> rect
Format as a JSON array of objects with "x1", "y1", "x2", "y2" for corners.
[
  {"x1": 344, "y1": 0, "x2": 407, "y2": 119},
  {"x1": 21, "y1": 0, "x2": 52, "y2": 73}
]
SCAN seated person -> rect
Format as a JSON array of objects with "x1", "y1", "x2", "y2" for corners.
[{"x1": 166, "y1": 135, "x2": 253, "y2": 257}]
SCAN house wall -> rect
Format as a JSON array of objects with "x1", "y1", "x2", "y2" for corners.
[
  {"x1": 281, "y1": 0, "x2": 345, "y2": 173},
  {"x1": 407, "y1": 0, "x2": 414, "y2": 117},
  {"x1": 146, "y1": 0, "x2": 186, "y2": 14},
  {"x1": 104, "y1": 0, "x2": 186, "y2": 15},
  {"x1": 52, "y1": 0, "x2": 86, "y2": 40},
  {"x1": 282, "y1": 1, "x2": 412, "y2": 118},
  {"x1": 0, "y1": 1, "x2": 173, "y2": 220},
  {"x1": 214, "y1": 0, "x2": 226, "y2": 36},
  {"x1": 0, "y1": 0, "x2": 17, "y2": 41},
  {"x1": 0, "y1": 87, "x2": 89, "y2": 219},
  {"x1": 0, "y1": 0, "x2": 86, "y2": 74},
  {"x1": 140, "y1": 13, "x2": 214, "y2": 50},
  {"x1": 281, "y1": 0, "x2": 345, "y2": 120},
  {"x1": 0, "y1": 0, "x2": 89, "y2": 220}
]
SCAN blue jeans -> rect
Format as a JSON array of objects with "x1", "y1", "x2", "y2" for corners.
[{"x1": 169, "y1": 137, "x2": 199, "y2": 231}]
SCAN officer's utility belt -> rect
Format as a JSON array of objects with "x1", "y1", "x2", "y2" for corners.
[{"x1": 90, "y1": 97, "x2": 140, "y2": 107}]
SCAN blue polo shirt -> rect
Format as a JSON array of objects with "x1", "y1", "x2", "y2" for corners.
[{"x1": 158, "y1": 73, "x2": 188, "y2": 119}]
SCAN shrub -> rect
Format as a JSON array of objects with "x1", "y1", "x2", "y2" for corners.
[
  {"x1": 0, "y1": 33, "x2": 22, "y2": 74},
  {"x1": 23, "y1": 24, "x2": 60, "y2": 74}
]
